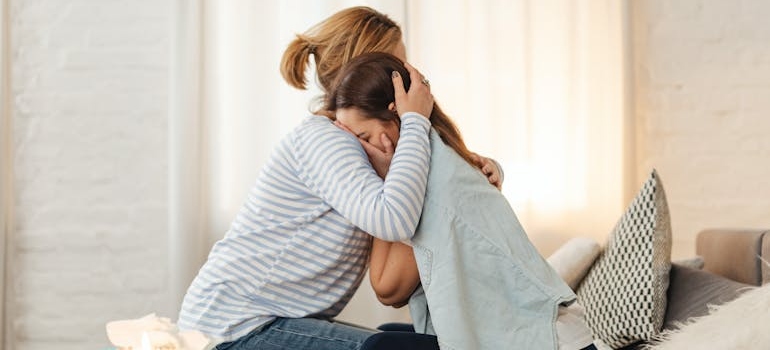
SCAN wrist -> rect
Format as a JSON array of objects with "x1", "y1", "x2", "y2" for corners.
[{"x1": 400, "y1": 112, "x2": 431, "y2": 130}]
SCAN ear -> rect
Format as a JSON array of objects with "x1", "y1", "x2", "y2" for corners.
[{"x1": 388, "y1": 102, "x2": 396, "y2": 113}]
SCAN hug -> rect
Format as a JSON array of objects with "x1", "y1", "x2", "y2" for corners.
[{"x1": 178, "y1": 6, "x2": 596, "y2": 350}]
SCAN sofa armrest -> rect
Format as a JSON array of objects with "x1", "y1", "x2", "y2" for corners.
[{"x1": 695, "y1": 229, "x2": 769, "y2": 286}]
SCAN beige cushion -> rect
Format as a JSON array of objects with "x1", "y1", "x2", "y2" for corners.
[{"x1": 547, "y1": 237, "x2": 602, "y2": 291}]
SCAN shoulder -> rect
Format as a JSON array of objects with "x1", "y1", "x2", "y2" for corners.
[
  {"x1": 293, "y1": 115, "x2": 337, "y2": 138},
  {"x1": 292, "y1": 115, "x2": 361, "y2": 150},
  {"x1": 301, "y1": 114, "x2": 333, "y2": 127},
  {"x1": 298, "y1": 114, "x2": 336, "y2": 129}
]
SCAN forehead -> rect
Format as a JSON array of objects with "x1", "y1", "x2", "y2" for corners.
[
  {"x1": 336, "y1": 108, "x2": 372, "y2": 127},
  {"x1": 335, "y1": 108, "x2": 390, "y2": 132}
]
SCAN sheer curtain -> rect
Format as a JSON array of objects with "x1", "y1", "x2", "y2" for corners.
[
  {"x1": 1, "y1": 0, "x2": 12, "y2": 344},
  {"x1": 169, "y1": 0, "x2": 632, "y2": 326},
  {"x1": 407, "y1": 0, "x2": 633, "y2": 255}
]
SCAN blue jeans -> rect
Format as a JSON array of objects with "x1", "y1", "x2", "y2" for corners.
[
  {"x1": 215, "y1": 317, "x2": 376, "y2": 350},
  {"x1": 215, "y1": 318, "x2": 441, "y2": 350},
  {"x1": 377, "y1": 323, "x2": 597, "y2": 350}
]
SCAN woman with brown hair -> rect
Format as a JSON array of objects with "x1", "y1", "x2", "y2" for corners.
[{"x1": 330, "y1": 53, "x2": 596, "y2": 350}]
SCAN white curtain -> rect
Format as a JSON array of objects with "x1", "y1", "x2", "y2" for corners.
[
  {"x1": 1, "y1": 0, "x2": 12, "y2": 344},
  {"x1": 407, "y1": 0, "x2": 632, "y2": 255},
  {"x1": 169, "y1": 0, "x2": 631, "y2": 327}
]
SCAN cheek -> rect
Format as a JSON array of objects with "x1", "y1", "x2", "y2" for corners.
[{"x1": 387, "y1": 127, "x2": 400, "y2": 147}]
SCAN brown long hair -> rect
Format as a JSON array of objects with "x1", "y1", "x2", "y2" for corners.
[
  {"x1": 326, "y1": 53, "x2": 478, "y2": 169},
  {"x1": 280, "y1": 6, "x2": 402, "y2": 95}
]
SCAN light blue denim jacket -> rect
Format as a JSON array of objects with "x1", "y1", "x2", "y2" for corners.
[{"x1": 409, "y1": 130, "x2": 576, "y2": 350}]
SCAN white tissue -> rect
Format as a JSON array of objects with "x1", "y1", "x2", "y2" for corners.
[{"x1": 106, "y1": 313, "x2": 212, "y2": 350}]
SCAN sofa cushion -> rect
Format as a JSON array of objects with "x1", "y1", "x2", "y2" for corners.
[
  {"x1": 646, "y1": 282, "x2": 769, "y2": 350},
  {"x1": 664, "y1": 263, "x2": 754, "y2": 329},
  {"x1": 576, "y1": 169, "x2": 672, "y2": 349},
  {"x1": 671, "y1": 256, "x2": 704, "y2": 270}
]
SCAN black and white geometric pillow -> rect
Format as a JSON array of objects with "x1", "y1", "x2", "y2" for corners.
[{"x1": 576, "y1": 169, "x2": 672, "y2": 349}]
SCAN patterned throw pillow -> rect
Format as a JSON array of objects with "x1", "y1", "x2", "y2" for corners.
[{"x1": 576, "y1": 169, "x2": 672, "y2": 348}]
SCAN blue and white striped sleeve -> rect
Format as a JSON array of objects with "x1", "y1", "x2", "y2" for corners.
[{"x1": 293, "y1": 113, "x2": 431, "y2": 241}]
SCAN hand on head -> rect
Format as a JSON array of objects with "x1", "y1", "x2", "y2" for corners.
[{"x1": 392, "y1": 62, "x2": 433, "y2": 119}]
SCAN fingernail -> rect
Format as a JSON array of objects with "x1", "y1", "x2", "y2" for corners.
[{"x1": 392, "y1": 71, "x2": 399, "y2": 78}]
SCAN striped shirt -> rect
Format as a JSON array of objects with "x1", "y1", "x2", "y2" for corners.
[{"x1": 178, "y1": 113, "x2": 431, "y2": 343}]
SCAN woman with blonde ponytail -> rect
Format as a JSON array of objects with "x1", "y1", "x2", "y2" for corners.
[{"x1": 179, "y1": 7, "x2": 440, "y2": 348}]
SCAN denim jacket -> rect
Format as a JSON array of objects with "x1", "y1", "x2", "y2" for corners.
[{"x1": 408, "y1": 130, "x2": 576, "y2": 350}]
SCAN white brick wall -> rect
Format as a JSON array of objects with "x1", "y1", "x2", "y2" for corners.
[
  {"x1": 2, "y1": 0, "x2": 11, "y2": 347},
  {"x1": 9, "y1": 1, "x2": 170, "y2": 349},
  {"x1": 632, "y1": 0, "x2": 770, "y2": 259}
]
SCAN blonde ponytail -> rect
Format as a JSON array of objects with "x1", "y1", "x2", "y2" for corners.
[
  {"x1": 279, "y1": 7, "x2": 401, "y2": 94},
  {"x1": 280, "y1": 35, "x2": 316, "y2": 90}
]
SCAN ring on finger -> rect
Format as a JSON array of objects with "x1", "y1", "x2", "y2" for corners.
[{"x1": 421, "y1": 78, "x2": 430, "y2": 87}]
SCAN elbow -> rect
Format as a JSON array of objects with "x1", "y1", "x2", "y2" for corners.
[
  {"x1": 374, "y1": 205, "x2": 420, "y2": 241},
  {"x1": 388, "y1": 225, "x2": 416, "y2": 242},
  {"x1": 392, "y1": 232, "x2": 414, "y2": 242},
  {"x1": 375, "y1": 289, "x2": 408, "y2": 307},
  {"x1": 377, "y1": 295, "x2": 408, "y2": 308},
  {"x1": 371, "y1": 279, "x2": 395, "y2": 303},
  {"x1": 377, "y1": 229, "x2": 414, "y2": 242},
  {"x1": 371, "y1": 280, "x2": 410, "y2": 307}
]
